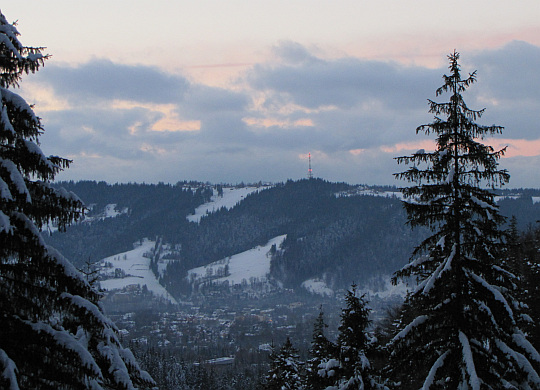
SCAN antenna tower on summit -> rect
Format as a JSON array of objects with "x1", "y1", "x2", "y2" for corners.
[{"x1": 308, "y1": 153, "x2": 313, "y2": 179}]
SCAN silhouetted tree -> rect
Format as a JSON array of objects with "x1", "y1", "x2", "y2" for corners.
[
  {"x1": 263, "y1": 338, "x2": 303, "y2": 390},
  {"x1": 305, "y1": 307, "x2": 337, "y2": 389},
  {"x1": 0, "y1": 11, "x2": 154, "y2": 389},
  {"x1": 389, "y1": 51, "x2": 539, "y2": 389}
]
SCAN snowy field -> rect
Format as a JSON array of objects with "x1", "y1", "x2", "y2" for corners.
[
  {"x1": 187, "y1": 186, "x2": 270, "y2": 223},
  {"x1": 301, "y1": 276, "x2": 409, "y2": 298},
  {"x1": 99, "y1": 239, "x2": 177, "y2": 304},
  {"x1": 301, "y1": 278, "x2": 335, "y2": 297},
  {"x1": 187, "y1": 235, "x2": 287, "y2": 286}
]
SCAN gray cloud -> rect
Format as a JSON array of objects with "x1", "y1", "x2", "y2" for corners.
[
  {"x1": 246, "y1": 49, "x2": 441, "y2": 111},
  {"x1": 40, "y1": 59, "x2": 190, "y2": 104}
]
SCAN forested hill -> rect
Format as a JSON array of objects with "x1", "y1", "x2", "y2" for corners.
[
  {"x1": 45, "y1": 181, "x2": 213, "y2": 263},
  {"x1": 46, "y1": 179, "x2": 540, "y2": 298}
]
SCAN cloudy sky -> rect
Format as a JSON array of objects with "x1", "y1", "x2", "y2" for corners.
[{"x1": 4, "y1": 1, "x2": 540, "y2": 187}]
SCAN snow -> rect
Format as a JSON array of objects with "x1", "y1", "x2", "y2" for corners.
[
  {"x1": 0, "y1": 210, "x2": 11, "y2": 234},
  {"x1": 1, "y1": 105, "x2": 15, "y2": 135},
  {"x1": 419, "y1": 246, "x2": 455, "y2": 295},
  {"x1": 60, "y1": 292, "x2": 115, "y2": 329},
  {"x1": 0, "y1": 88, "x2": 38, "y2": 122},
  {"x1": 99, "y1": 239, "x2": 177, "y2": 304},
  {"x1": 422, "y1": 350, "x2": 449, "y2": 390},
  {"x1": 512, "y1": 332, "x2": 540, "y2": 364},
  {"x1": 0, "y1": 349, "x2": 19, "y2": 390},
  {"x1": 0, "y1": 35, "x2": 22, "y2": 60},
  {"x1": 26, "y1": 320, "x2": 102, "y2": 377},
  {"x1": 301, "y1": 278, "x2": 334, "y2": 297},
  {"x1": 444, "y1": 165, "x2": 455, "y2": 184},
  {"x1": 0, "y1": 158, "x2": 31, "y2": 203},
  {"x1": 302, "y1": 274, "x2": 409, "y2": 299},
  {"x1": 0, "y1": 178, "x2": 12, "y2": 201},
  {"x1": 470, "y1": 195, "x2": 497, "y2": 211},
  {"x1": 360, "y1": 276, "x2": 409, "y2": 299},
  {"x1": 103, "y1": 204, "x2": 124, "y2": 218},
  {"x1": 458, "y1": 331, "x2": 480, "y2": 390},
  {"x1": 496, "y1": 338, "x2": 540, "y2": 387},
  {"x1": 187, "y1": 235, "x2": 286, "y2": 286},
  {"x1": 85, "y1": 204, "x2": 129, "y2": 222},
  {"x1": 392, "y1": 315, "x2": 428, "y2": 342},
  {"x1": 24, "y1": 139, "x2": 55, "y2": 170},
  {"x1": 468, "y1": 271, "x2": 514, "y2": 322},
  {"x1": 46, "y1": 246, "x2": 88, "y2": 284},
  {"x1": 187, "y1": 186, "x2": 270, "y2": 223}
]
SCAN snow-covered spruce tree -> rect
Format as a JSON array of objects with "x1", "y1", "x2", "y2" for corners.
[
  {"x1": 0, "y1": 11, "x2": 154, "y2": 389},
  {"x1": 263, "y1": 337, "x2": 304, "y2": 390},
  {"x1": 334, "y1": 284, "x2": 385, "y2": 390},
  {"x1": 388, "y1": 51, "x2": 540, "y2": 389},
  {"x1": 305, "y1": 307, "x2": 338, "y2": 390}
]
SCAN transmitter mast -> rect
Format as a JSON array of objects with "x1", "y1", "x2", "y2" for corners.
[{"x1": 308, "y1": 153, "x2": 313, "y2": 179}]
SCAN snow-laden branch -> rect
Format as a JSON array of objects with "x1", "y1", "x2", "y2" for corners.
[
  {"x1": 0, "y1": 88, "x2": 38, "y2": 123},
  {"x1": 25, "y1": 320, "x2": 103, "y2": 378},
  {"x1": 495, "y1": 339, "x2": 540, "y2": 387},
  {"x1": 392, "y1": 315, "x2": 428, "y2": 343},
  {"x1": 512, "y1": 332, "x2": 540, "y2": 364},
  {"x1": 468, "y1": 271, "x2": 514, "y2": 323},
  {"x1": 0, "y1": 348, "x2": 19, "y2": 390},
  {"x1": 418, "y1": 244, "x2": 456, "y2": 295},
  {"x1": 422, "y1": 350, "x2": 449, "y2": 390},
  {"x1": 458, "y1": 331, "x2": 481, "y2": 390},
  {"x1": 0, "y1": 158, "x2": 31, "y2": 203}
]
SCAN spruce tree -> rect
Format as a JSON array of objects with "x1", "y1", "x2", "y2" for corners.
[
  {"x1": 334, "y1": 284, "x2": 385, "y2": 390},
  {"x1": 389, "y1": 51, "x2": 540, "y2": 389},
  {"x1": 305, "y1": 307, "x2": 337, "y2": 390},
  {"x1": 0, "y1": 11, "x2": 154, "y2": 389},
  {"x1": 263, "y1": 338, "x2": 303, "y2": 390}
]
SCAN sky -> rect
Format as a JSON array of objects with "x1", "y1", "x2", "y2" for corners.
[{"x1": 3, "y1": 1, "x2": 540, "y2": 187}]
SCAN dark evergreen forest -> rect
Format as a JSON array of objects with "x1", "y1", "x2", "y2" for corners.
[{"x1": 46, "y1": 179, "x2": 540, "y2": 299}]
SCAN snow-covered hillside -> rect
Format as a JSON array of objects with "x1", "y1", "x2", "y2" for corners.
[
  {"x1": 187, "y1": 186, "x2": 270, "y2": 223},
  {"x1": 99, "y1": 239, "x2": 177, "y2": 304},
  {"x1": 187, "y1": 235, "x2": 286, "y2": 288},
  {"x1": 301, "y1": 275, "x2": 409, "y2": 299}
]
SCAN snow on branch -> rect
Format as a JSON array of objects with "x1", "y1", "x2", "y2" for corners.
[
  {"x1": 512, "y1": 332, "x2": 540, "y2": 364},
  {"x1": 59, "y1": 292, "x2": 116, "y2": 329},
  {"x1": 1, "y1": 105, "x2": 15, "y2": 135},
  {"x1": 0, "y1": 158, "x2": 31, "y2": 203},
  {"x1": 0, "y1": 348, "x2": 19, "y2": 390},
  {"x1": 468, "y1": 271, "x2": 514, "y2": 323},
  {"x1": 10, "y1": 211, "x2": 45, "y2": 246},
  {"x1": 45, "y1": 246, "x2": 89, "y2": 285},
  {"x1": 422, "y1": 350, "x2": 449, "y2": 390},
  {"x1": 96, "y1": 336, "x2": 136, "y2": 390},
  {"x1": 0, "y1": 210, "x2": 12, "y2": 234},
  {"x1": 392, "y1": 315, "x2": 428, "y2": 343},
  {"x1": 495, "y1": 339, "x2": 540, "y2": 386},
  {"x1": 418, "y1": 244, "x2": 456, "y2": 295},
  {"x1": 400, "y1": 254, "x2": 432, "y2": 273},
  {"x1": 469, "y1": 195, "x2": 497, "y2": 211},
  {"x1": 458, "y1": 331, "x2": 481, "y2": 390},
  {"x1": 0, "y1": 88, "x2": 39, "y2": 123},
  {"x1": 25, "y1": 320, "x2": 102, "y2": 378},
  {"x1": 118, "y1": 347, "x2": 155, "y2": 384},
  {"x1": 0, "y1": 34, "x2": 23, "y2": 60},
  {"x1": 23, "y1": 140, "x2": 55, "y2": 171}
]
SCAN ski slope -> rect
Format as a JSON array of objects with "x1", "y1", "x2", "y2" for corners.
[
  {"x1": 187, "y1": 235, "x2": 287, "y2": 286},
  {"x1": 187, "y1": 186, "x2": 270, "y2": 223},
  {"x1": 99, "y1": 239, "x2": 177, "y2": 304}
]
